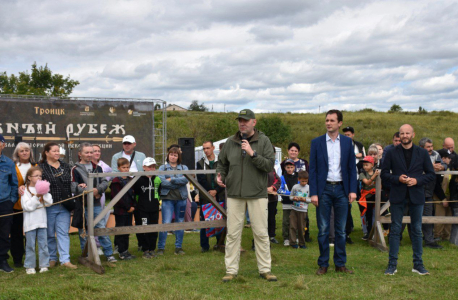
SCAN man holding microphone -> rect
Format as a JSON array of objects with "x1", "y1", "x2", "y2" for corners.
[{"x1": 216, "y1": 109, "x2": 277, "y2": 282}]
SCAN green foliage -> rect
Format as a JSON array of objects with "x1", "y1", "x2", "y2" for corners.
[
  {"x1": 188, "y1": 100, "x2": 208, "y2": 112},
  {"x1": 0, "y1": 62, "x2": 79, "y2": 97},
  {"x1": 418, "y1": 106, "x2": 428, "y2": 114},
  {"x1": 256, "y1": 115, "x2": 292, "y2": 146},
  {"x1": 166, "y1": 110, "x2": 458, "y2": 160},
  {"x1": 388, "y1": 104, "x2": 402, "y2": 113}
]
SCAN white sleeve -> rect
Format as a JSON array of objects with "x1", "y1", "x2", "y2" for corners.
[
  {"x1": 21, "y1": 192, "x2": 41, "y2": 212},
  {"x1": 43, "y1": 193, "x2": 53, "y2": 206}
]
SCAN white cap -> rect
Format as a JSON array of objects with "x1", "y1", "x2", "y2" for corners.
[
  {"x1": 143, "y1": 157, "x2": 156, "y2": 166},
  {"x1": 122, "y1": 135, "x2": 136, "y2": 143}
]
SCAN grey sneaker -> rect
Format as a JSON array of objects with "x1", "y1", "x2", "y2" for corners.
[
  {"x1": 174, "y1": 248, "x2": 185, "y2": 255},
  {"x1": 384, "y1": 264, "x2": 397, "y2": 275},
  {"x1": 412, "y1": 265, "x2": 430, "y2": 275},
  {"x1": 156, "y1": 249, "x2": 165, "y2": 256},
  {"x1": 143, "y1": 251, "x2": 152, "y2": 259},
  {"x1": 107, "y1": 256, "x2": 117, "y2": 263},
  {"x1": 119, "y1": 251, "x2": 135, "y2": 260},
  {"x1": 149, "y1": 251, "x2": 157, "y2": 258}
]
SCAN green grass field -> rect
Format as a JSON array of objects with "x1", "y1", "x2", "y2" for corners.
[{"x1": 1, "y1": 203, "x2": 457, "y2": 300}]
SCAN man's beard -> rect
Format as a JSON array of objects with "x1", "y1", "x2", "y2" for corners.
[{"x1": 401, "y1": 137, "x2": 412, "y2": 145}]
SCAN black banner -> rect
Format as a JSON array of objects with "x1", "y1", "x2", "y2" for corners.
[{"x1": 0, "y1": 97, "x2": 157, "y2": 166}]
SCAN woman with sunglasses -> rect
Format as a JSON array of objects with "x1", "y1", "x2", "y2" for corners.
[{"x1": 39, "y1": 142, "x2": 77, "y2": 269}]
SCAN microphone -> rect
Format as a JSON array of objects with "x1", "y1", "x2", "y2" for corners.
[{"x1": 241, "y1": 133, "x2": 247, "y2": 157}]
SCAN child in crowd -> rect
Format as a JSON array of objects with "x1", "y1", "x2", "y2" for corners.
[
  {"x1": 289, "y1": 171, "x2": 311, "y2": 249},
  {"x1": 278, "y1": 159, "x2": 298, "y2": 246},
  {"x1": 359, "y1": 156, "x2": 379, "y2": 240},
  {"x1": 133, "y1": 158, "x2": 161, "y2": 259},
  {"x1": 111, "y1": 158, "x2": 136, "y2": 260},
  {"x1": 21, "y1": 166, "x2": 52, "y2": 274}
]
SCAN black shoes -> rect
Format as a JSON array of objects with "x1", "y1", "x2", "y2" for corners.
[
  {"x1": 424, "y1": 242, "x2": 443, "y2": 249},
  {"x1": 0, "y1": 261, "x2": 14, "y2": 273}
]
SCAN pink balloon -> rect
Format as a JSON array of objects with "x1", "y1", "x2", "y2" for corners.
[{"x1": 35, "y1": 180, "x2": 50, "y2": 195}]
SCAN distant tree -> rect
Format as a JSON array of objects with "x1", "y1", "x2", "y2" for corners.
[
  {"x1": 388, "y1": 104, "x2": 402, "y2": 113},
  {"x1": 257, "y1": 115, "x2": 292, "y2": 145},
  {"x1": 418, "y1": 106, "x2": 427, "y2": 114},
  {"x1": 188, "y1": 100, "x2": 208, "y2": 112},
  {"x1": 0, "y1": 62, "x2": 79, "y2": 97}
]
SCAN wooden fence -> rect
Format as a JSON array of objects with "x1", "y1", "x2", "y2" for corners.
[
  {"x1": 370, "y1": 171, "x2": 458, "y2": 251},
  {"x1": 82, "y1": 169, "x2": 223, "y2": 274}
]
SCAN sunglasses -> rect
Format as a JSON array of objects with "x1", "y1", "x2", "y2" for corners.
[{"x1": 123, "y1": 142, "x2": 133, "y2": 145}]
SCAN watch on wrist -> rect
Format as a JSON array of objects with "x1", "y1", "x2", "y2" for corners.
[{"x1": 251, "y1": 151, "x2": 257, "y2": 158}]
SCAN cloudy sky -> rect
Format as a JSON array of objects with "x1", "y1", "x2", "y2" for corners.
[{"x1": 1, "y1": 0, "x2": 458, "y2": 112}]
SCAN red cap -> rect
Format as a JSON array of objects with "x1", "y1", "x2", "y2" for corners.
[{"x1": 361, "y1": 156, "x2": 375, "y2": 165}]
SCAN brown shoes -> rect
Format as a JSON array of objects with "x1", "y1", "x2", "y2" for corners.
[
  {"x1": 49, "y1": 261, "x2": 57, "y2": 268},
  {"x1": 335, "y1": 266, "x2": 354, "y2": 274},
  {"x1": 260, "y1": 272, "x2": 278, "y2": 281},
  {"x1": 316, "y1": 266, "x2": 328, "y2": 275},
  {"x1": 222, "y1": 273, "x2": 237, "y2": 282},
  {"x1": 62, "y1": 262, "x2": 78, "y2": 269}
]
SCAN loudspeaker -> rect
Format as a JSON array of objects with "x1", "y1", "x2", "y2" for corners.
[
  {"x1": 14, "y1": 135, "x2": 23, "y2": 146},
  {"x1": 178, "y1": 138, "x2": 195, "y2": 170}
]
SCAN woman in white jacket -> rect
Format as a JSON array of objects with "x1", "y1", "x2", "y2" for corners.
[{"x1": 21, "y1": 166, "x2": 53, "y2": 275}]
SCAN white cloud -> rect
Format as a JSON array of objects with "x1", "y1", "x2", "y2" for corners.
[{"x1": 0, "y1": 0, "x2": 458, "y2": 112}]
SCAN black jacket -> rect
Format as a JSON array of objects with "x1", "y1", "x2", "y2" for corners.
[
  {"x1": 381, "y1": 144, "x2": 435, "y2": 205},
  {"x1": 133, "y1": 176, "x2": 161, "y2": 213},
  {"x1": 196, "y1": 156, "x2": 225, "y2": 204}
]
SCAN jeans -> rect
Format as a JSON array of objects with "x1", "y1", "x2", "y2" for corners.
[
  {"x1": 24, "y1": 228, "x2": 49, "y2": 269},
  {"x1": 0, "y1": 200, "x2": 13, "y2": 261},
  {"x1": 46, "y1": 204, "x2": 71, "y2": 264},
  {"x1": 388, "y1": 198, "x2": 424, "y2": 267},
  {"x1": 78, "y1": 205, "x2": 113, "y2": 257},
  {"x1": 158, "y1": 199, "x2": 187, "y2": 249},
  {"x1": 316, "y1": 183, "x2": 349, "y2": 268}
]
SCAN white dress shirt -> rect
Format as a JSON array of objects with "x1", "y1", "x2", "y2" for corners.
[{"x1": 326, "y1": 133, "x2": 342, "y2": 182}]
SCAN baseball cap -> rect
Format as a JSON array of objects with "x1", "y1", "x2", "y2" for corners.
[
  {"x1": 284, "y1": 159, "x2": 295, "y2": 166},
  {"x1": 122, "y1": 135, "x2": 136, "y2": 143},
  {"x1": 342, "y1": 126, "x2": 354, "y2": 133},
  {"x1": 236, "y1": 109, "x2": 256, "y2": 120},
  {"x1": 143, "y1": 157, "x2": 157, "y2": 166},
  {"x1": 0, "y1": 134, "x2": 5, "y2": 143},
  {"x1": 361, "y1": 156, "x2": 375, "y2": 165}
]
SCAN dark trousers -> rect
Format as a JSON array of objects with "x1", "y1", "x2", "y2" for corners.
[
  {"x1": 0, "y1": 201, "x2": 14, "y2": 261},
  {"x1": 200, "y1": 209, "x2": 222, "y2": 250},
  {"x1": 290, "y1": 210, "x2": 307, "y2": 246},
  {"x1": 115, "y1": 213, "x2": 133, "y2": 254},
  {"x1": 268, "y1": 201, "x2": 277, "y2": 238},
  {"x1": 11, "y1": 209, "x2": 25, "y2": 264},
  {"x1": 365, "y1": 198, "x2": 375, "y2": 235},
  {"x1": 134, "y1": 210, "x2": 159, "y2": 252},
  {"x1": 422, "y1": 197, "x2": 434, "y2": 244}
]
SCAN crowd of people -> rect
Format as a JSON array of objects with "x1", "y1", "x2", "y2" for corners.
[{"x1": 0, "y1": 108, "x2": 457, "y2": 280}]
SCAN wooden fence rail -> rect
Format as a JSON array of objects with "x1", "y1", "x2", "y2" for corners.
[{"x1": 82, "y1": 169, "x2": 223, "y2": 274}]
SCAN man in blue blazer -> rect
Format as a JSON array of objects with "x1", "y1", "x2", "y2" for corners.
[
  {"x1": 309, "y1": 110, "x2": 357, "y2": 275},
  {"x1": 381, "y1": 124, "x2": 435, "y2": 276}
]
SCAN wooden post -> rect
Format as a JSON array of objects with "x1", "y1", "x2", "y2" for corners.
[{"x1": 81, "y1": 175, "x2": 104, "y2": 274}]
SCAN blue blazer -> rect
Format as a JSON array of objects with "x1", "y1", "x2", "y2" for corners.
[
  {"x1": 381, "y1": 144, "x2": 435, "y2": 205},
  {"x1": 309, "y1": 134, "x2": 357, "y2": 198}
]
